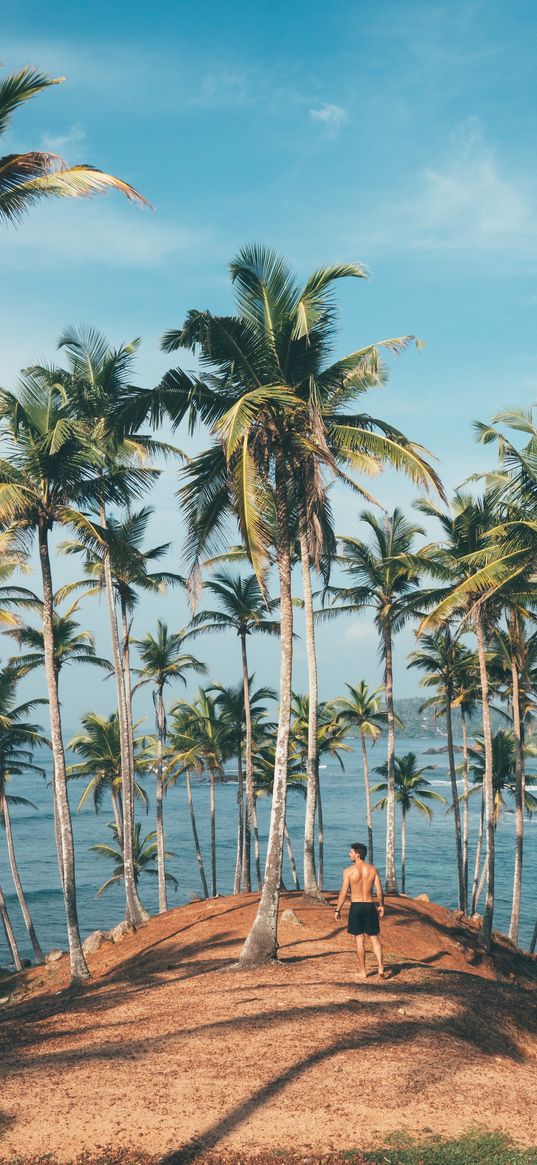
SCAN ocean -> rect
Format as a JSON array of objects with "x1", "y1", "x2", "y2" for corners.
[{"x1": 1, "y1": 735, "x2": 536, "y2": 965}]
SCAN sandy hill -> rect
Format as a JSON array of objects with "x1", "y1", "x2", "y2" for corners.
[{"x1": 1, "y1": 892, "x2": 536, "y2": 1164}]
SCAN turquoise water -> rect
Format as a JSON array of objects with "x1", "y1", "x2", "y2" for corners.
[{"x1": 1, "y1": 736, "x2": 536, "y2": 964}]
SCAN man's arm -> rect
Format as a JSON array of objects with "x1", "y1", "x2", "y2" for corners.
[
  {"x1": 334, "y1": 870, "x2": 351, "y2": 920},
  {"x1": 373, "y1": 869, "x2": 385, "y2": 917}
]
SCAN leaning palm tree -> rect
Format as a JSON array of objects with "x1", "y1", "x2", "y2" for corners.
[
  {"x1": 372, "y1": 753, "x2": 447, "y2": 893},
  {"x1": 328, "y1": 682, "x2": 389, "y2": 863},
  {"x1": 0, "y1": 374, "x2": 118, "y2": 981},
  {"x1": 133, "y1": 623, "x2": 206, "y2": 913},
  {"x1": 90, "y1": 822, "x2": 177, "y2": 898},
  {"x1": 67, "y1": 712, "x2": 150, "y2": 840},
  {"x1": 148, "y1": 246, "x2": 440, "y2": 963},
  {"x1": 0, "y1": 66, "x2": 149, "y2": 224},
  {"x1": 325, "y1": 509, "x2": 430, "y2": 893},
  {"x1": 191, "y1": 571, "x2": 279, "y2": 892},
  {"x1": 0, "y1": 666, "x2": 49, "y2": 963}
]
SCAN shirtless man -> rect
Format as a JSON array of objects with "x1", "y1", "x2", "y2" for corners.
[{"x1": 334, "y1": 842, "x2": 387, "y2": 980}]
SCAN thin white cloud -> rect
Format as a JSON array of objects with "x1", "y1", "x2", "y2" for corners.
[
  {"x1": 309, "y1": 103, "x2": 348, "y2": 135},
  {"x1": 367, "y1": 118, "x2": 537, "y2": 259},
  {"x1": 1, "y1": 203, "x2": 208, "y2": 270},
  {"x1": 40, "y1": 124, "x2": 86, "y2": 153},
  {"x1": 190, "y1": 69, "x2": 253, "y2": 109}
]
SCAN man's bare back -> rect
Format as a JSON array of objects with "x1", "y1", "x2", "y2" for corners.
[{"x1": 334, "y1": 843, "x2": 388, "y2": 980}]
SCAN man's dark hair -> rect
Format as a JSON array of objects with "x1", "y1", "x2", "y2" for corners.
[{"x1": 350, "y1": 842, "x2": 367, "y2": 860}]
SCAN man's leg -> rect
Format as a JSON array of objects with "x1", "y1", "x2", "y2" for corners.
[
  {"x1": 370, "y1": 933, "x2": 385, "y2": 976},
  {"x1": 355, "y1": 934, "x2": 367, "y2": 979}
]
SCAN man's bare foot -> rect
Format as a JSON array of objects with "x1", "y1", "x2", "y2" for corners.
[
  {"x1": 356, "y1": 971, "x2": 368, "y2": 982},
  {"x1": 377, "y1": 968, "x2": 390, "y2": 979}
]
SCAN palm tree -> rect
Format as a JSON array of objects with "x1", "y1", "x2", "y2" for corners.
[
  {"x1": 417, "y1": 492, "x2": 529, "y2": 949},
  {"x1": 329, "y1": 682, "x2": 389, "y2": 863},
  {"x1": 46, "y1": 325, "x2": 180, "y2": 929},
  {"x1": 153, "y1": 247, "x2": 439, "y2": 964},
  {"x1": 165, "y1": 708, "x2": 210, "y2": 899},
  {"x1": 190, "y1": 571, "x2": 279, "y2": 892},
  {"x1": 67, "y1": 712, "x2": 150, "y2": 840},
  {"x1": 0, "y1": 66, "x2": 150, "y2": 224},
  {"x1": 0, "y1": 373, "x2": 116, "y2": 981},
  {"x1": 408, "y1": 629, "x2": 473, "y2": 912},
  {"x1": 290, "y1": 695, "x2": 351, "y2": 887},
  {"x1": 5, "y1": 595, "x2": 111, "y2": 893},
  {"x1": 467, "y1": 730, "x2": 537, "y2": 826},
  {"x1": 90, "y1": 822, "x2": 178, "y2": 898},
  {"x1": 209, "y1": 678, "x2": 276, "y2": 893},
  {"x1": 133, "y1": 622, "x2": 206, "y2": 912},
  {"x1": 372, "y1": 753, "x2": 447, "y2": 893},
  {"x1": 254, "y1": 735, "x2": 307, "y2": 892},
  {"x1": 170, "y1": 690, "x2": 229, "y2": 897},
  {"x1": 326, "y1": 509, "x2": 430, "y2": 893},
  {"x1": 0, "y1": 666, "x2": 48, "y2": 963}
]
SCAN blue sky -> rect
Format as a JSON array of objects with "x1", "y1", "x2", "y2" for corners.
[{"x1": 2, "y1": 0, "x2": 537, "y2": 723}]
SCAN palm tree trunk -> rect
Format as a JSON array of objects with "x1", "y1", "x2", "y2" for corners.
[
  {"x1": 51, "y1": 762, "x2": 65, "y2": 892},
  {"x1": 284, "y1": 820, "x2": 300, "y2": 890},
  {"x1": 155, "y1": 688, "x2": 168, "y2": 913},
  {"x1": 471, "y1": 786, "x2": 485, "y2": 915},
  {"x1": 360, "y1": 730, "x2": 374, "y2": 863},
  {"x1": 0, "y1": 881, "x2": 22, "y2": 971},
  {"x1": 233, "y1": 746, "x2": 244, "y2": 895},
  {"x1": 120, "y1": 600, "x2": 136, "y2": 835},
  {"x1": 461, "y1": 712, "x2": 469, "y2": 911},
  {"x1": 38, "y1": 524, "x2": 89, "y2": 981},
  {"x1": 446, "y1": 675, "x2": 465, "y2": 911},
  {"x1": 185, "y1": 769, "x2": 208, "y2": 899},
  {"x1": 111, "y1": 786, "x2": 124, "y2": 847},
  {"x1": 102, "y1": 523, "x2": 148, "y2": 927},
  {"x1": 299, "y1": 529, "x2": 322, "y2": 901},
  {"x1": 315, "y1": 766, "x2": 324, "y2": 890},
  {"x1": 383, "y1": 623, "x2": 398, "y2": 894},
  {"x1": 475, "y1": 609, "x2": 495, "y2": 950},
  {"x1": 240, "y1": 468, "x2": 293, "y2": 966},
  {"x1": 509, "y1": 611, "x2": 525, "y2": 946},
  {"x1": 475, "y1": 854, "x2": 487, "y2": 908},
  {"x1": 240, "y1": 633, "x2": 253, "y2": 893},
  {"x1": 252, "y1": 793, "x2": 262, "y2": 890},
  {"x1": 210, "y1": 769, "x2": 217, "y2": 897},
  {"x1": 401, "y1": 809, "x2": 407, "y2": 895},
  {"x1": 2, "y1": 794, "x2": 43, "y2": 963},
  {"x1": 530, "y1": 917, "x2": 537, "y2": 955}
]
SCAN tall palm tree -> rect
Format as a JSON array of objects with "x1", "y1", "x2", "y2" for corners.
[
  {"x1": 133, "y1": 622, "x2": 206, "y2": 912},
  {"x1": 0, "y1": 374, "x2": 116, "y2": 981},
  {"x1": 170, "y1": 690, "x2": 229, "y2": 897},
  {"x1": 46, "y1": 326, "x2": 180, "y2": 928},
  {"x1": 0, "y1": 66, "x2": 150, "y2": 223},
  {"x1": 408, "y1": 629, "x2": 473, "y2": 911},
  {"x1": 372, "y1": 753, "x2": 447, "y2": 893},
  {"x1": 418, "y1": 492, "x2": 529, "y2": 949},
  {"x1": 90, "y1": 822, "x2": 177, "y2": 898},
  {"x1": 191, "y1": 571, "x2": 279, "y2": 892},
  {"x1": 326, "y1": 509, "x2": 430, "y2": 893},
  {"x1": 67, "y1": 712, "x2": 150, "y2": 840},
  {"x1": 0, "y1": 666, "x2": 48, "y2": 963},
  {"x1": 209, "y1": 678, "x2": 276, "y2": 892},
  {"x1": 329, "y1": 682, "x2": 389, "y2": 863},
  {"x1": 151, "y1": 246, "x2": 439, "y2": 964},
  {"x1": 5, "y1": 595, "x2": 111, "y2": 892}
]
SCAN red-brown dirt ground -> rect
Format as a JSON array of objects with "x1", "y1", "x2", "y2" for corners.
[{"x1": 1, "y1": 892, "x2": 536, "y2": 1164}]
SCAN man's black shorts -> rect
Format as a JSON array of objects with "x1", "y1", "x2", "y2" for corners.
[{"x1": 347, "y1": 902, "x2": 380, "y2": 936}]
